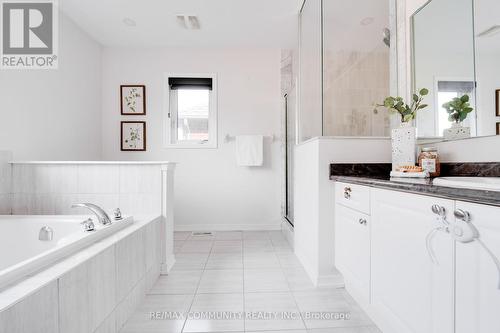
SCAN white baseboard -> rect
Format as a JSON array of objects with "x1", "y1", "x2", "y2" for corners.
[
  {"x1": 174, "y1": 224, "x2": 281, "y2": 231},
  {"x1": 295, "y1": 249, "x2": 319, "y2": 285},
  {"x1": 161, "y1": 254, "x2": 176, "y2": 274},
  {"x1": 295, "y1": 244, "x2": 344, "y2": 288},
  {"x1": 317, "y1": 273, "x2": 344, "y2": 288}
]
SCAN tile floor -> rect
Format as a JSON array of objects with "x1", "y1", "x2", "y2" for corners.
[{"x1": 120, "y1": 231, "x2": 380, "y2": 333}]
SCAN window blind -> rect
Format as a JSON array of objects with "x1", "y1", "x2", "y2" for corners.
[{"x1": 168, "y1": 77, "x2": 213, "y2": 90}]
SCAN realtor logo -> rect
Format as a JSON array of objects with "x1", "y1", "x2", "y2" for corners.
[{"x1": 1, "y1": 0, "x2": 58, "y2": 69}]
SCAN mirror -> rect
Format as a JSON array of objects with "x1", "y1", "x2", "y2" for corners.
[{"x1": 412, "y1": 0, "x2": 500, "y2": 140}]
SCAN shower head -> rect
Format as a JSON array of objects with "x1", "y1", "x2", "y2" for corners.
[{"x1": 383, "y1": 28, "x2": 391, "y2": 47}]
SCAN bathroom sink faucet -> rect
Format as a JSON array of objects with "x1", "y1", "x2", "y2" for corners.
[{"x1": 71, "y1": 203, "x2": 112, "y2": 226}]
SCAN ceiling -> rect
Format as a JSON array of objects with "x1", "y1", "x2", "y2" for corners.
[
  {"x1": 321, "y1": 0, "x2": 390, "y2": 53},
  {"x1": 60, "y1": 0, "x2": 302, "y2": 48},
  {"x1": 475, "y1": 0, "x2": 500, "y2": 53}
]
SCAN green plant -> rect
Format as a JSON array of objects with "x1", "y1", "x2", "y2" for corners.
[
  {"x1": 442, "y1": 94, "x2": 474, "y2": 123},
  {"x1": 375, "y1": 88, "x2": 429, "y2": 123}
]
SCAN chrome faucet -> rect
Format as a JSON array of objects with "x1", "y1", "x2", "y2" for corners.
[
  {"x1": 71, "y1": 203, "x2": 112, "y2": 226},
  {"x1": 39, "y1": 226, "x2": 54, "y2": 241}
]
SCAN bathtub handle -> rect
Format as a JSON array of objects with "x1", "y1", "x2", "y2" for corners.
[{"x1": 80, "y1": 218, "x2": 95, "y2": 232}]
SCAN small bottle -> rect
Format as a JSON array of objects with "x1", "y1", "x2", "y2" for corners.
[{"x1": 418, "y1": 147, "x2": 440, "y2": 177}]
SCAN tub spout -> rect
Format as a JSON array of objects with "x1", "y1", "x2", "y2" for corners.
[
  {"x1": 39, "y1": 226, "x2": 54, "y2": 241},
  {"x1": 71, "y1": 203, "x2": 112, "y2": 226}
]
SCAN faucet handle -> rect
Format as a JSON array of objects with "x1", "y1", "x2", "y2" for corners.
[
  {"x1": 81, "y1": 218, "x2": 95, "y2": 232},
  {"x1": 114, "y1": 208, "x2": 123, "y2": 220}
]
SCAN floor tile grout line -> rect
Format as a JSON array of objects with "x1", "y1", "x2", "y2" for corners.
[
  {"x1": 172, "y1": 231, "x2": 379, "y2": 333},
  {"x1": 277, "y1": 240, "x2": 308, "y2": 331},
  {"x1": 180, "y1": 233, "x2": 213, "y2": 333},
  {"x1": 242, "y1": 232, "x2": 247, "y2": 332}
]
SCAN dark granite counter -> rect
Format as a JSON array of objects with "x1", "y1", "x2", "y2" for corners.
[{"x1": 330, "y1": 163, "x2": 500, "y2": 207}]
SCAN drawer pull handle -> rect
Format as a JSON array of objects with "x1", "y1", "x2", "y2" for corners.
[
  {"x1": 358, "y1": 218, "x2": 367, "y2": 225},
  {"x1": 344, "y1": 187, "x2": 352, "y2": 199}
]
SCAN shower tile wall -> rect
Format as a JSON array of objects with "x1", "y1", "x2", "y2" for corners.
[
  {"x1": 321, "y1": 0, "x2": 392, "y2": 137},
  {"x1": 0, "y1": 151, "x2": 12, "y2": 214},
  {"x1": 323, "y1": 47, "x2": 391, "y2": 137}
]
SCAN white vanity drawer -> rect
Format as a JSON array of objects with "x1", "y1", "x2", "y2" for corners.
[{"x1": 335, "y1": 182, "x2": 370, "y2": 214}]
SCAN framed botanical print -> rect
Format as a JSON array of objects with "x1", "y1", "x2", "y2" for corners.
[
  {"x1": 496, "y1": 89, "x2": 500, "y2": 117},
  {"x1": 121, "y1": 121, "x2": 146, "y2": 151},
  {"x1": 121, "y1": 85, "x2": 146, "y2": 115}
]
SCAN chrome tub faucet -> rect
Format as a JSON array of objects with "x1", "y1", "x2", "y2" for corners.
[{"x1": 71, "y1": 203, "x2": 112, "y2": 226}]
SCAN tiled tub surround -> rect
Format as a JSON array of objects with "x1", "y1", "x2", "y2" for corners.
[
  {"x1": 330, "y1": 163, "x2": 500, "y2": 206},
  {"x1": 0, "y1": 215, "x2": 162, "y2": 333},
  {"x1": 0, "y1": 152, "x2": 12, "y2": 214},
  {"x1": 6, "y1": 161, "x2": 176, "y2": 273},
  {"x1": 9, "y1": 161, "x2": 173, "y2": 215},
  {"x1": 0, "y1": 215, "x2": 133, "y2": 291}
]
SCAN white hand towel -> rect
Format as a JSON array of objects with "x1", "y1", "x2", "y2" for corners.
[{"x1": 235, "y1": 135, "x2": 264, "y2": 166}]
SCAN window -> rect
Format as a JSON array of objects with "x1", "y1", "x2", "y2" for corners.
[
  {"x1": 165, "y1": 75, "x2": 217, "y2": 148},
  {"x1": 436, "y1": 80, "x2": 475, "y2": 136}
]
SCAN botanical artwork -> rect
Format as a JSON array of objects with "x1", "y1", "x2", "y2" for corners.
[
  {"x1": 121, "y1": 122, "x2": 146, "y2": 151},
  {"x1": 121, "y1": 85, "x2": 146, "y2": 115},
  {"x1": 496, "y1": 90, "x2": 500, "y2": 117}
]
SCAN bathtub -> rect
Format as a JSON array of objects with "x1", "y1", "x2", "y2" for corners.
[{"x1": 0, "y1": 215, "x2": 133, "y2": 290}]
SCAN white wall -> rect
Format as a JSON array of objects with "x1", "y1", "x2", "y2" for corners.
[
  {"x1": 101, "y1": 47, "x2": 282, "y2": 231},
  {"x1": 0, "y1": 15, "x2": 102, "y2": 160},
  {"x1": 294, "y1": 137, "x2": 392, "y2": 286}
]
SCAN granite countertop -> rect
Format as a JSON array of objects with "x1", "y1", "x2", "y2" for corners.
[{"x1": 330, "y1": 163, "x2": 500, "y2": 207}]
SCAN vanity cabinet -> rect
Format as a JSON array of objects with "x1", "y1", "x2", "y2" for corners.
[
  {"x1": 334, "y1": 190, "x2": 370, "y2": 304},
  {"x1": 370, "y1": 188, "x2": 455, "y2": 333},
  {"x1": 334, "y1": 182, "x2": 500, "y2": 333},
  {"x1": 455, "y1": 201, "x2": 500, "y2": 333}
]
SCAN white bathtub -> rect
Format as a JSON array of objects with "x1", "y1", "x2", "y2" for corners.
[{"x1": 0, "y1": 215, "x2": 133, "y2": 290}]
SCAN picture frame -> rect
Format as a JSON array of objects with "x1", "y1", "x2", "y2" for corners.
[
  {"x1": 496, "y1": 89, "x2": 500, "y2": 117},
  {"x1": 121, "y1": 121, "x2": 146, "y2": 151},
  {"x1": 497, "y1": 122, "x2": 500, "y2": 135},
  {"x1": 120, "y1": 85, "x2": 146, "y2": 115}
]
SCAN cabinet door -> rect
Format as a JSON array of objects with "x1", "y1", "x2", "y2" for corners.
[
  {"x1": 455, "y1": 201, "x2": 500, "y2": 333},
  {"x1": 335, "y1": 203, "x2": 370, "y2": 304},
  {"x1": 370, "y1": 188, "x2": 455, "y2": 333}
]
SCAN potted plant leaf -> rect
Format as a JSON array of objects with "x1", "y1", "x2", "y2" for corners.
[
  {"x1": 377, "y1": 88, "x2": 429, "y2": 124},
  {"x1": 441, "y1": 94, "x2": 473, "y2": 140},
  {"x1": 375, "y1": 88, "x2": 429, "y2": 171}
]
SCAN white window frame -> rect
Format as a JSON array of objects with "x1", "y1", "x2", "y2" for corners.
[{"x1": 163, "y1": 73, "x2": 218, "y2": 149}]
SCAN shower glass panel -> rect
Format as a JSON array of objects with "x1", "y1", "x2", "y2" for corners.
[
  {"x1": 281, "y1": 50, "x2": 297, "y2": 226},
  {"x1": 299, "y1": 0, "x2": 323, "y2": 142},
  {"x1": 322, "y1": 0, "x2": 392, "y2": 136}
]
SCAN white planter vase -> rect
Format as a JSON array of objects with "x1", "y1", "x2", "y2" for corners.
[
  {"x1": 443, "y1": 123, "x2": 470, "y2": 141},
  {"x1": 391, "y1": 122, "x2": 416, "y2": 171}
]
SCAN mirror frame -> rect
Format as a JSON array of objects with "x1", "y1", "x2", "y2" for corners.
[{"x1": 408, "y1": 0, "x2": 498, "y2": 142}]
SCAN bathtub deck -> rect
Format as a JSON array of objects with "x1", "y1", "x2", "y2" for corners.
[{"x1": 119, "y1": 231, "x2": 380, "y2": 333}]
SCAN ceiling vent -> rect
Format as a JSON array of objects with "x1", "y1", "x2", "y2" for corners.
[
  {"x1": 176, "y1": 15, "x2": 201, "y2": 30},
  {"x1": 477, "y1": 25, "x2": 500, "y2": 38}
]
